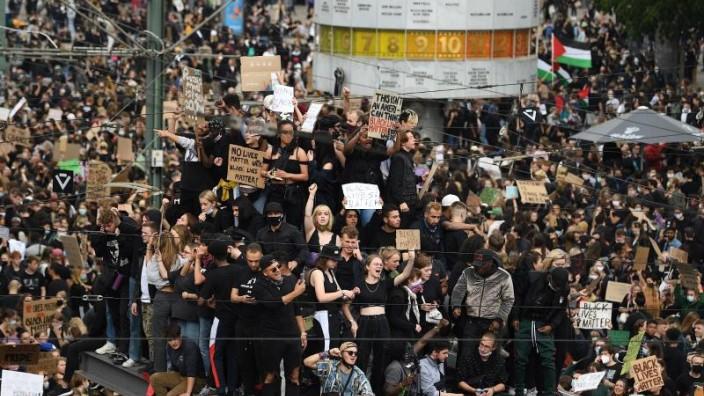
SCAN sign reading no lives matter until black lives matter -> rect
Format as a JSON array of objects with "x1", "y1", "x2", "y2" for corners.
[
  {"x1": 227, "y1": 145, "x2": 266, "y2": 189},
  {"x1": 368, "y1": 91, "x2": 402, "y2": 140}
]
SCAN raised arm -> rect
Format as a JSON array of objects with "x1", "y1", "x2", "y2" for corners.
[{"x1": 393, "y1": 250, "x2": 416, "y2": 286}]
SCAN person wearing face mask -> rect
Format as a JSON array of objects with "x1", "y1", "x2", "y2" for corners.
[
  {"x1": 675, "y1": 354, "x2": 704, "y2": 396},
  {"x1": 594, "y1": 345, "x2": 623, "y2": 389},
  {"x1": 674, "y1": 277, "x2": 704, "y2": 319},
  {"x1": 451, "y1": 249, "x2": 514, "y2": 359},
  {"x1": 512, "y1": 267, "x2": 570, "y2": 396},
  {"x1": 457, "y1": 332, "x2": 509, "y2": 396},
  {"x1": 256, "y1": 202, "x2": 309, "y2": 276}
]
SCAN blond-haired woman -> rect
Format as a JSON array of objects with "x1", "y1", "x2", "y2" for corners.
[{"x1": 304, "y1": 183, "x2": 340, "y2": 254}]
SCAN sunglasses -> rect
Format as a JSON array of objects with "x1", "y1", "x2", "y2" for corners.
[
  {"x1": 267, "y1": 264, "x2": 281, "y2": 272},
  {"x1": 344, "y1": 351, "x2": 358, "y2": 356}
]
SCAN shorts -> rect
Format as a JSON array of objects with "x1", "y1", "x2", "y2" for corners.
[{"x1": 260, "y1": 338, "x2": 302, "y2": 374}]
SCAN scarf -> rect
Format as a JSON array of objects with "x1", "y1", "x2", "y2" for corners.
[{"x1": 402, "y1": 285, "x2": 421, "y2": 324}]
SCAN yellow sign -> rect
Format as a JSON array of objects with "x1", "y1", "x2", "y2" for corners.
[
  {"x1": 319, "y1": 25, "x2": 333, "y2": 53},
  {"x1": 352, "y1": 28, "x2": 377, "y2": 57},
  {"x1": 437, "y1": 31, "x2": 465, "y2": 60},
  {"x1": 333, "y1": 27, "x2": 351, "y2": 55},
  {"x1": 406, "y1": 31, "x2": 436, "y2": 60},
  {"x1": 493, "y1": 30, "x2": 514, "y2": 58},
  {"x1": 466, "y1": 31, "x2": 492, "y2": 59},
  {"x1": 378, "y1": 30, "x2": 405, "y2": 59}
]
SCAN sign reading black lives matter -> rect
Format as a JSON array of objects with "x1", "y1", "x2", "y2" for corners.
[
  {"x1": 227, "y1": 145, "x2": 266, "y2": 189},
  {"x1": 181, "y1": 67, "x2": 204, "y2": 121},
  {"x1": 368, "y1": 91, "x2": 402, "y2": 140}
]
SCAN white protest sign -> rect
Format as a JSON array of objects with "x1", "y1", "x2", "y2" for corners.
[
  {"x1": 0, "y1": 108, "x2": 9, "y2": 121},
  {"x1": 1, "y1": 369, "x2": 43, "y2": 396},
  {"x1": 571, "y1": 371, "x2": 606, "y2": 392},
  {"x1": 478, "y1": 157, "x2": 502, "y2": 180},
  {"x1": 8, "y1": 239, "x2": 25, "y2": 259},
  {"x1": 271, "y1": 85, "x2": 294, "y2": 113},
  {"x1": 9, "y1": 97, "x2": 26, "y2": 119},
  {"x1": 47, "y1": 108, "x2": 63, "y2": 121},
  {"x1": 342, "y1": 183, "x2": 382, "y2": 210},
  {"x1": 301, "y1": 103, "x2": 323, "y2": 133},
  {"x1": 577, "y1": 301, "x2": 613, "y2": 329}
]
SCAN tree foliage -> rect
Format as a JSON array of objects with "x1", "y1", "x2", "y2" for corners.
[{"x1": 596, "y1": 0, "x2": 704, "y2": 40}]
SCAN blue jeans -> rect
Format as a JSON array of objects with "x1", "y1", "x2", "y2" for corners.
[
  {"x1": 179, "y1": 320, "x2": 199, "y2": 344},
  {"x1": 199, "y1": 317, "x2": 213, "y2": 376},
  {"x1": 359, "y1": 209, "x2": 375, "y2": 227},
  {"x1": 105, "y1": 305, "x2": 115, "y2": 344},
  {"x1": 127, "y1": 278, "x2": 142, "y2": 361}
]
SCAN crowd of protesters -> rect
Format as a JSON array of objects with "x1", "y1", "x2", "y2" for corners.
[{"x1": 2, "y1": 0, "x2": 704, "y2": 396}]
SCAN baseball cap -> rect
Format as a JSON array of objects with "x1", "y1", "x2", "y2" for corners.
[{"x1": 441, "y1": 194, "x2": 460, "y2": 207}]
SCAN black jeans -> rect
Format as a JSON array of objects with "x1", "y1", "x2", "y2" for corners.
[
  {"x1": 214, "y1": 317, "x2": 238, "y2": 396},
  {"x1": 356, "y1": 314, "x2": 390, "y2": 395},
  {"x1": 236, "y1": 320, "x2": 262, "y2": 395},
  {"x1": 152, "y1": 291, "x2": 179, "y2": 372}
]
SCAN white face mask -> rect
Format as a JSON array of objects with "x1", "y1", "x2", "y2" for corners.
[
  {"x1": 675, "y1": 213, "x2": 684, "y2": 220},
  {"x1": 688, "y1": 295, "x2": 696, "y2": 303},
  {"x1": 589, "y1": 274, "x2": 599, "y2": 280},
  {"x1": 601, "y1": 355, "x2": 611, "y2": 365}
]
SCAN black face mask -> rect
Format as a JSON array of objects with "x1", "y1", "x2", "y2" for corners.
[
  {"x1": 693, "y1": 365, "x2": 703, "y2": 374},
  {"x1": 266, "y1": 215, "x2": 283, "y2": 227},
  {"x1": 635, "y1": 293, "x2": 646, "y2": 306}
]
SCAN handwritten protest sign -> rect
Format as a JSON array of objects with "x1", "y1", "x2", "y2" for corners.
[
  {"x1": 564, "y1": 172, "x2": 584, "y2": 187},
  {"x1": 670, "y1": 248, "x2": 688, "y2": 264},
  {"x1": 634, "y1": 246, "x2": 650, "y2": 271},
  {"x1": 631, "y1": 356, "x2": 664, "y2": 392},
  {"x1": 86, "y1": 161, "x2": 112, "y2": 202},
  {"x1": 181, "y1": 67, "x2": 204, "y2": 121},
  {"x1": 301, "y1": 103, "x2": 324, "y2": 133},
  {"x1": 5, "y1": 125, "x2": 31, "y2": 146},
  {"x1": 59, "y1": 235, "x2": 83, "y2": 269},
  {"x1": 47, "y1": 108, "x2": 63, "y2": 121},
  {"x1": 0, "y1": 344, "x2": 39, "y2": 365},
  {"x1": 621, "y1": 331, "x2": 645, "y2": 375},
  {"x1": 1, "y1": 370, "x2": 43, "y2": 396},
  {"x1": 368, "y1": 91, "x2": 402, "y2": 140},
  {"x1": 396, "y1": 229, "x2": 420, "y2": 251},
  {"x1": 571, "y1": 371, "x2": 606, "y2": 392},
  {"x1": 516, "y1": 180, "x2": 549, "y2": 204},
  {"x1": 342, "y1": 183, "x2": 382, "y2": 210},
  {"x1": 227, "y1": 145, "x2": 265, "y2": 189},
  {"x1": 577, "y1": 301, "x2": 612, "y2": 329},
  {"x1": 240, "y1": 56, "x2": 281, "y2": 92},
  {"x1": 26, "y1": 352, "x2": 59, "y2": 375},
  {"x1": 23, "y1": 298, "x2": 59, "y2": 335},
  {"x1": 676, "y1": 262, "x2": 699, "y2": 290},
  {"x1": 419, "y1": 162, "x2": 439, "y2": 199},
  {"x1": 271, "y1": 85, "x2": 294, "y2": 113},
  {"x1": 605, "y1": 281, "x2": 631, "y2": 303}
]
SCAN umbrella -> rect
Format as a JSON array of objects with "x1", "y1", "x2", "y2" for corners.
[{"x1": 570, "y1": 107, "x2": 704, "y2": 144}]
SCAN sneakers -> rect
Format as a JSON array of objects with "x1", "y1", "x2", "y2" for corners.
[
  {"x1": 197, "y1": 386, "x2": 217, "y2": 396},
  {"x1": 95, "y1": 342, "x2": 117, "y2": 355},
  {"x1": 121, "y1": 358, "x2": 137, "y2": 368}
]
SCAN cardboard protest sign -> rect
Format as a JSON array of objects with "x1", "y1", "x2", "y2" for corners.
[
  {"x1": 621, "y1": 331, "x2": 645, "y2": 375},
  {"x1": 605, "y1": 281, "x2": 631, "y2": 303},
  {"x1": 240, "y1": 56, "x2": 282, "y2": 92},
  {"x1": 26, "y1": 352, "x2": 59, "y2": 375},
  {"x1": 181, "y1": 66, "x2": 204, "y2": 121},
  {"x1": 396, "y1": 229, "x2": 421, "y2": 251},
  {"x1": 227, "y1": 145, "x2": 265, "y2": 189},
  {"x1": 418, "y1": 162, "x2": 439, "y2": 199},
  {"x1": 577, "y1": 301, "x2": 612, "y2": 329},
  {"x1": 23, "y1": 298, "x2": 59, "y2": 335},
  {"x1": 1, "y1": 370, "x2": 43, "y2": 396},
  {"x1": 116, "y1": 137, "x2": 134, "y2": 163},
  {"x1": 571, "y1": 371, "x2": 606, "y2": 392},
  {"x1": 4, "y1": 125, "x2": 31, "y2": 146},
  {"x1": 271, "y1": 85, "x2": 294, "y2": 113},
  {"x1": 0, "y1": 344, "x2": 40, "y2": 365},
  {"x1": 53, "y1": 136, "x2": 81, "y2": 161},
  {"x1": 648, "y1": 237, "x2": 663, "y2": 260},
  {"x1": 564, "y1": 172, "x2": 584, "y2": 187},
  {"x1": 342, "y1": 183, "x2": 382, "y2": 210},
  {"x1": 608, "y1": 330, "x2": 630, "y2": 348},
  {"x1": 634, "y1": 246, "x2": 650, "y2": 271},
  {"x1": 301, "y1": 103, "x2": 324, "y2": 133},
  {"x1": 516, "y1": 180, "x2": 549, "y2": 204},
  {"x1": 86, "y1": 161, "x2": 112, "y2": 202},
  {"x1": 630, "y1": 356, "x2": 664, "y2": 392},
  {"x1": 368, "y1": 91, "x2": 402, "y2": 140},
  {"x1": 676, "y1": 262, "x2": 699, "y2": 290},
  {"x1": 670, "y1": 248, "x2": 688, "y2": 264},
  {"x1": 59, "y1": 235, "x2": 83, "y2": 269}
]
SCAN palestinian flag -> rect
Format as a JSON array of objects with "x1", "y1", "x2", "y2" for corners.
[
  {"x1": 537, "y1": 59, "x2": 572, "y2": 85},
  {"x1": 552, "y1": 34, "x2": 592, "y2": 69}
]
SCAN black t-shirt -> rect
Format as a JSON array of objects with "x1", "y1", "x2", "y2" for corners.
[
  {"x1": 199, "y1": 264, "x2": 238, "y2": 322},
  {"x1": 20, "y1": 270, "x2": 45, "y2": 297},
  {"x1": 46, "y1": 278, "x2": 69, "y2": 297},
  {"x1": 356, "y1": 277, "x2": 394, "y2": 308},
  {"x1": 253, "y1": 274, "x2": 301, "y2": 337},
  {"x1": 336, "y1": 256, "x2": 363, "y2": 291},
  {"x1": 168, "y1": 338, "x2": 205, "y2": 378},
  {"x1": 675, "y1": 371, "x2": 704, "y2": 396},
  {"x1": 233, "y1": 267, "x2": 260, "y2": 322}
]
